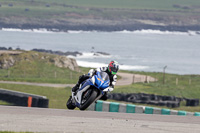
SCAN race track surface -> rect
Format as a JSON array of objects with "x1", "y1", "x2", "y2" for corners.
[{"x1": 0, "y1": 106, "x2": 200, "y2": 133}]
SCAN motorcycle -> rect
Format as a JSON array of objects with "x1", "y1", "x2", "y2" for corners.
[{"x1": 66, "y1": 71, "x2": 113, "y2": 110}]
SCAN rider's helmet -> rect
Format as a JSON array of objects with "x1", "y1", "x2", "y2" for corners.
[{"x1": 108, "y1": 61, "x2": 119, "y2": 75}]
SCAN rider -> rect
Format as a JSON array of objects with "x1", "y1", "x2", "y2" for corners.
[{"x1": 72, "y1": 61, "x2": 119, "y2": 100}]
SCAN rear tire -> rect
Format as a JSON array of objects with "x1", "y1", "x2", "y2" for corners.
[
  {"x1": 66, "y1": 96, "x2": 76, "y2": 110},
  {"x1": 79, "y1": 89, "x2": 98, "y2": 110}
]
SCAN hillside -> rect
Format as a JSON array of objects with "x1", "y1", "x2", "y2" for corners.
[
  {"x1": 0, "y1": 50, "x2": 81, "y2": 83},
  {"x1": 0, "y1": 0, "x2": 200, "y2": 31}
]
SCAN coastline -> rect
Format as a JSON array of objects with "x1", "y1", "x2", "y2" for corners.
[
  {"x1": 0, "y1": 48, "x2": 150, "y2": 72},
  {"x1": 1, "y1": 27, "x2": 200, "y2": 36},
  {"x1": 1, "y1": 29, "x2": 200, "y2": 75},
  {"x1": 1, "y1": 22, "x2": 200, "y2": 33}
]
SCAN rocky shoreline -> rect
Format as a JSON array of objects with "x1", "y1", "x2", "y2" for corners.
[
  {"x1": 1, "y1": 22, "x2": 200, "y2": 33},
  {"x1": 32, "y1": 49, "x2": 110, "y2": 57},
  {"x1": 32, "y1": 49, "x2": 82, "y2": 57},
  {"x1": 0, "y1": 47, "x2": 110, "y2": 57}
]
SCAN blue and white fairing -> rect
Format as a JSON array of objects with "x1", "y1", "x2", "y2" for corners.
[
  {"x1": 73, "y1": 71, "x2": 111, "y2": 107},
  {"x1": 93, "y1": 71, "x2": 110, "y2": 90}
]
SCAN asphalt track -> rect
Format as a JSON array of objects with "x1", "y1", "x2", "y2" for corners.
[{"x1": 0, "y1": 106, "x2": 200, "y2": 133}]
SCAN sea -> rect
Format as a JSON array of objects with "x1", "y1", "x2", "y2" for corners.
[{"x1": 0, "y1": 28, "x2": 200, "y2": 75}]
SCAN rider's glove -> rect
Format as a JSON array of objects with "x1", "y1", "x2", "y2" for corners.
[
  {"x1": 88, "y1": 69, "x2": 96, "y2": 77},
  {"x1": 103, "y1": 86, "x2": 114, "y2": 92},
  {"x1": 108, "y1": 87, "x2": 114, "y2": 92}
]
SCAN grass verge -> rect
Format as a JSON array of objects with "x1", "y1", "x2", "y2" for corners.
[
  {"x1": 0, "y1": 100, "x2": 13, "y2": 106},
  {"x1": 116, "y1": 70, "x2": 200, "y2": 99},
  {"x1": 0, "y1": 83, "x2": 71, "y2": 109},
  {"x1": 113, "y1": 70, "x2": 200, "y2": 112},
  {"x1": 0, "y1": 69, "x2": 200, "y2": 112}
]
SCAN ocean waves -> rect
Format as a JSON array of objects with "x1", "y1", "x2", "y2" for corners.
[
  {"x1": 76, "y1": 60, "x2": 149, "y2": 71},
  {"x1": 68, "y1": 52, "x2": 149, "y2": 71},
  {"x1": 1, "y1": 28, "x2": 200, "y2": 36},
  {"x1": 1, "y1": 28, "x2": 200, "y2": 74}
]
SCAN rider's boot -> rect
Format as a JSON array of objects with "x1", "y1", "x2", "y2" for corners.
[
  {"x1": 72, "y1": 83, "x2": 80, "y2": 94},
  {"x1": 71, "y1": 83, "x2": 80, "y2": 103}
]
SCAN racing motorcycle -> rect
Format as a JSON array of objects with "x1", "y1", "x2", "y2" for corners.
[{"x1": 66, "y1": 71, "x2": 113, "y2": 110}]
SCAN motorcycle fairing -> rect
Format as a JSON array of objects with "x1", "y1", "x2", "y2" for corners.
[
  {"x1": 73, "y1": 71, "x2": 110, "y2": 107},
  {"x1": 93, "y1": 71, "x2": 110, "y2": 89},
  {"x1": 75, "y1": 79, "x2": 93, "y2": 107}
]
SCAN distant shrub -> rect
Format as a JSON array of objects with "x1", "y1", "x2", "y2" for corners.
[
  {"x1": 63, "y1": 4, "x2": 67, "y2": 7},
  {"x1": 8, "y1": 47, "x2": 13, "y2": 50},
  {"x1": 173, "y1": 4, "x2": 181, "y2": 8},
  {"x1": 25, "y1": 8, "x2": 30, "y2": 12},
  {"x1": 8, "y1": 3, "x2": 13, "y2": 7},
  {"x1": 183, "y1": 6, "x2": 190, "y2": 9},
  {"x1": 16, "y1": 48, "x2": 21, "y2": 50},
  {"x1": 173, "y1": 4, "x2": 191, "y2": 10},
  {"x1": 0, "y1": 47, "x2": 7, "y2": 50},
  {"x1": 46, "y1": 4, "x2": 50, "y2": 7}
]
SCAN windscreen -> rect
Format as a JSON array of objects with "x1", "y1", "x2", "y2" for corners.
[{"x1": 100, "y1": 72, "x2": 110, "y2": 81}]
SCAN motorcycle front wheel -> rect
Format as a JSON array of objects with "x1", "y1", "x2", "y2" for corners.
[{"x1": 79, "y1": 89, "x2": 98, "y2": 110}]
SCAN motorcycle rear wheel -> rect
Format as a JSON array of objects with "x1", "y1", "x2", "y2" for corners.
[
  {"x1": 79, "y1": 89, "x2": 98, "y2": 110},
  {"x1": 66, "y1": 96, "x2": 76, "y2": 110}
]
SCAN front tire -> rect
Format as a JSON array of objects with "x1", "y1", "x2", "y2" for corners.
[
  {"x1": 79, "y1": 89, "x2": 98, "y2": 110},
  {"x1": 66, "y1": 96, "x2": 76, "y2": 110}
]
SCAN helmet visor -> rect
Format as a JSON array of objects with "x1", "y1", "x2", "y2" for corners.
[{"x1": 111, "y1": 64, "x2": 119, "y2": 73}]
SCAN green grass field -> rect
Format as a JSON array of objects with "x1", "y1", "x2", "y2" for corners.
[
  {"x1": 0, "y1": 51, "x2": 199, "y2": 112},
  {"x1": 63, "y1": 0, "x2": 200, "y2": 10},
  {"x1": 0, "y1": 51, "x2": 85, "y2": 84},
  {"x1": 2, "y1": 0, "x2": 200, "y2": 10},
  {"x1": 1, "y1": 0, "x2": 200, "y2": 19},
  {"x1": 113, "y1": 71, "x2": 200, "y2": 112},
  {"x1": 115, "y1": 71, "x2": 200, "y2": 99},
  {"x1": 0, "y1": 83, "x2": 71, "y2": 109},
  {"x1": 0, "y1": 64, "x2": 80, "y2": 84},
  {"x1": 1, "y1": 0, "x2": 200, "y2": 29},
  {"x1": 0, "y1": 70, "x2": 200, "y2": 112}
]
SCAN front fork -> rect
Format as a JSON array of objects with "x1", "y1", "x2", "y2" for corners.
[
  {"x1": 71, "y1": 92, "x2": 76, "y2": 104},
  {"x1": 72, "y1": 84, "x2": 105, "y2": 105},
  {"x1": 93, "y1": 90, "x2": 104, "y2": 103}
]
